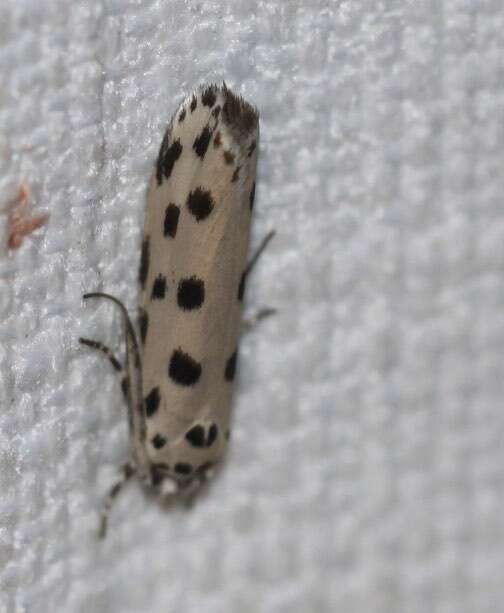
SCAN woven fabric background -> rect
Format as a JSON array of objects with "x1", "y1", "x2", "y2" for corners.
[{"x1": 1, "y1": 1, "x2": 504, "y2": 612}]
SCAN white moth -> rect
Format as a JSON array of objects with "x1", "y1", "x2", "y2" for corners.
[{"x1": 80, "y1": 83, "x2": 273, "y2": 536}]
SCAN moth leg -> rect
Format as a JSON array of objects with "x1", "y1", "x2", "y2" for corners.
[
  {"x1": 244, "y1": 230, "x2": 275, "y2": 276},
  {"x1": 242, "y1": 307, "x2": 276, "y2": 334},
  {"x1": 241, "y1": 231, "x2": 276, "y2": 333},
  {"x1": 99, "y1": 461, "x2": 136, "y2": 539}
]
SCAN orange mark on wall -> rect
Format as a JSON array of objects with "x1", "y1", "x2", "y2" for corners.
[{"x1": 7, "y1": 184, "x2": 49, "y2": 250}]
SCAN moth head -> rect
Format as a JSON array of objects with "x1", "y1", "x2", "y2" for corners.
[
  {"x1": 147, "y1": 462, "x2": 215, "y2": 500},
  {"x1": 147, "y1": 463, "x2": 178, "y2": 495}
]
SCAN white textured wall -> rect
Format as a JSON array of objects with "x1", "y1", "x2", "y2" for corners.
[{"x1": 1, "y1": 1, "x2": 504, "y2": 612}]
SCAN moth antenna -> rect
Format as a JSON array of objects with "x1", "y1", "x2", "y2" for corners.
[
  {"x1": 78, "y1": 337, "x2": 123, "y2": 372},
  {"x1": 82, "y1": 292, "x2": 141, "y2": 363}
]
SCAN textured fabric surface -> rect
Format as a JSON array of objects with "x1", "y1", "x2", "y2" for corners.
[{"x1": 1, "y1": 1, "x2": 504, "y2": 612}]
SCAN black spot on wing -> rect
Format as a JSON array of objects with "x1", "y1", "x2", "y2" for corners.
[
  {"x1": 155, "y1": 132, "x2": 169, "y2": 185},
  {"x1": 190, "y1": 95, "x2": 197, "y2": 112},
  {"x1": 223, "y1": 150, "x2": 235, "y2": 165},
  {"x1": 193, "y1": 126, "x2": 212, "y2": 159},
  {"x1": 186, "y1": 188, "x2": 214, "y2": 221},
  {"x1": 145, "y1": 387, "x2": 160, "y2": 417},
  {"x1": 201, "y1": 86, "x2": 217, "y2": 107},
  {"x1": 139, "y1": 237, "x2": 150, "y2": 288},
  {"x1": 174, "y1": 462, "x2": 193, "y2": 475},
  {"x1": 156, "y1": 137, "x2": 182, "y2": 185},
  {"x1": 212, "y1": 105, "x2": 221, "y2": 119},
  {"x1": 197, "y1": 461, "x2": 214, "y2": 474},
  {"x1": 186, "y1": 423, "x2": 219, "y2": 447},
  {"x1": 164, "y1": 203, "x2": 180, "y2": 238},
  {"x1": 169, "y1": 349, "x2": 202, "y2": 386},
  {"x1": 225, "y1": 349, "x2": 238, "y2": 381},
  {"x1": 150, "y1": 463, "x2": 170, "y2": 486},
  {"x1": 177, "y1": 276, "x2": 205, "y2": 310},
  {"x1": 178, "y1": 108, "x2": 186, "y2": 123},
  {"x1": 152, "y1": 433, "x2": 167, "y2": 449},
  {"x1": 249, "y1": 182, "x2": 256, "y2": 210},
  {"x1": 185, "y1": 424, "x2": 205, "y2": 448},
  {"x1": 237, "y1": 272, "x2": 246, "y2": 301},
  {"x1": 151, "y1": 274, "x2": 167, "y2": 300},
  {"x1": 138, "y1": 308, "x2": 149, "y2": 344},
  {"x1": 248, "y1": 140, "x2": 257, "y2": 157},
  {"x1": 207, "y1": 424, "x2": 218, "y2": 446},
  {"x1": 231, "y1": 166, "x2": 241, "y2": 183}
]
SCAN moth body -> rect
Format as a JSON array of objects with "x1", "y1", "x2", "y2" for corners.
[{"x1": 80, "y1": 83, "x2": 269, "y2": 535}]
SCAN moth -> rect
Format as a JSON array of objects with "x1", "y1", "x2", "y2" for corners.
[{"x1": 80, "y1": 83, "x2": 274, "y2": 536}]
